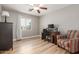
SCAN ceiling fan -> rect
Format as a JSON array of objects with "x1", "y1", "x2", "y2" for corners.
[{"x1": 28, "y1": 4, "x2": 47, "y2": 13}]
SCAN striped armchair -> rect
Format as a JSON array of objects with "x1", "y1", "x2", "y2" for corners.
[{"x1": 57, "y1": 30, "x2": 79, "y2": 53}]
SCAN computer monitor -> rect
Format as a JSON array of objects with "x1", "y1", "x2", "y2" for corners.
[{"x1": 48, "y1": 24, "x2": 54, "y2": 28}]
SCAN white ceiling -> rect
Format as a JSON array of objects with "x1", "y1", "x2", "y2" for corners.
[{"x1": 2, "y1": 4, "x2": 70, "y2": 16}]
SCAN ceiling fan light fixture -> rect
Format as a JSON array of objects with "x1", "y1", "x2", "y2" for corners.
[
  {"x1": 28, "y1": 4, "x2": 47, "y2": 14},
  {"x1": 33, "y1": 7, "x2": 39, "y2": 10}
]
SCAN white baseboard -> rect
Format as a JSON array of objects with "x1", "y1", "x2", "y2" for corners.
[
  {"x1": 21, "y1": 35, "x2": 41, "y2": 40},
  {"x1": 13, "y1": 35, "x2": 41, "y2": 42}
]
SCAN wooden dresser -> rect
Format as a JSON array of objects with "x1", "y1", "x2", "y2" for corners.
[
  {"x1": 51, "y1": 32, "x2": 60, "y2": 44},
  {"x1": 0, "y1": 22, "x2": 13, "y2": 50}
]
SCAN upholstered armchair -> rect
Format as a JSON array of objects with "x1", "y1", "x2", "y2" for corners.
[{"x1": 57, "y1": 30, "x2": 79, "y2": 53}]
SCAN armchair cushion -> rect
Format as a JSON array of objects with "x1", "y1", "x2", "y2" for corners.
[
  {"x1": 57, "y1": 39, "x2": 68, "y2": 48},
  {"x1": 57, "y1": 35, "x2": 67, "y2": 39},
  {"x1": 60, "y1": 39, "x2": 69, "y2": 48}
]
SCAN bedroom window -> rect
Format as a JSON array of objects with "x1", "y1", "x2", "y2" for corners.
[{"x1": 20, "y1": 18, "x2": 31, "y2": 30}]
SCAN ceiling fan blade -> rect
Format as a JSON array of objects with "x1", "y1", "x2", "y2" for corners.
[
  {"x1": 29, "y1": 9, "x2": 34, "y2": 11},
  {"x1": 37, "y1": 10, "x2": 40, "y2": 13},
  {"x1": 40, "y1": 7, "x2": 47, "y2": 10}
]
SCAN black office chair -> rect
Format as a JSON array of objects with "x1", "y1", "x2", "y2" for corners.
[{"x1": 42, "y1": 29, "x2": 48, "y2": 38}]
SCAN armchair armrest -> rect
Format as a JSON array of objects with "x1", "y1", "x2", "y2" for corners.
[{"x1": 57, "y1": 35, "x2": 67, "y2": 39}]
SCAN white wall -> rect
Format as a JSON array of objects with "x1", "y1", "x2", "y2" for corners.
[
  {"x1": 1, "y1": 8, "x2": 39, "y2": 40},
  {"x1": 40, "y1": 5, "x2": 79, "y2": 34}
]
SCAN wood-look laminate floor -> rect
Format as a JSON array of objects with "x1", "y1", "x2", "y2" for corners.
[
  {"x1": 14, "y1": 38, "x2": 68, "y2": 54},
  {"x1": 0, "y1": 37, "x2": 69, "y2": 54}
]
